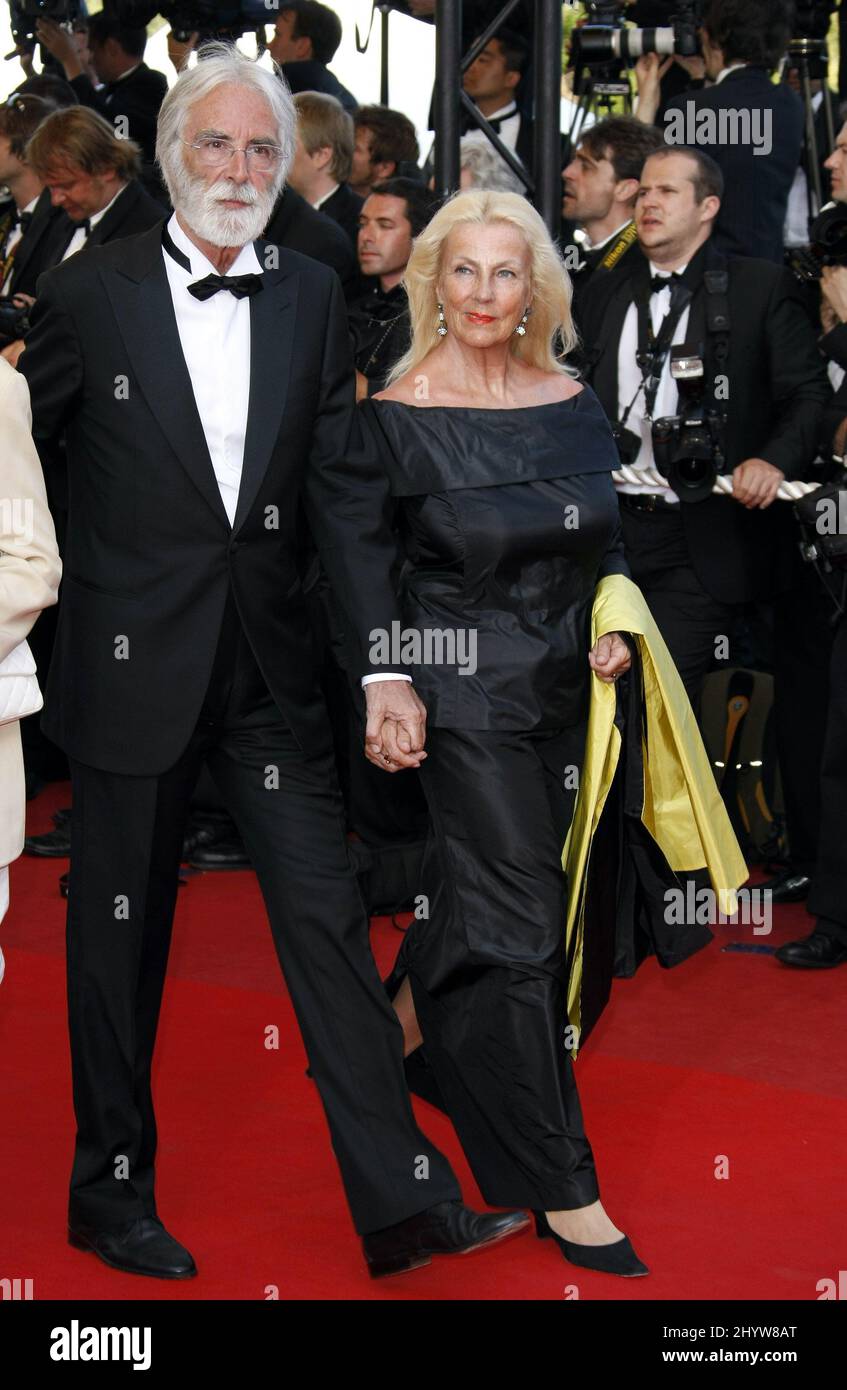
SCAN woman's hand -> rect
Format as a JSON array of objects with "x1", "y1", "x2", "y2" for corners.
[{"x1": 589, "y1": 631, "x2": 631, "y2": 684}]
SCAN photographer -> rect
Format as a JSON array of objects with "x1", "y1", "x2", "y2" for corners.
[
  {"x1": 34, "y1": 14, "x2": 167, "y2": 197},
  {"x1": 267, "y1": 2, "x2": 357, "y2": 114},
  {"x1": 578, "y1": 144, "x2": 830, "y2": 711},
  {"x1": 637, "y1": 0, "x2": 804, "y2": 264}
]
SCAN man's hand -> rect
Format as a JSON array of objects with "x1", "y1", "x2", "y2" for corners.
[
  {"x1": 732, "y1": 458, "x2": 784, "y2": 509},
  {"x1": 9, "y1": 44, "x2": 35, "y2": 79},
  {"x1": 167, "y1": 30, "x2": 199, "y2": 72},
  {"x1": 820, "y1": 265, "x2": 847, "y2": 325},
  {"x1": 589, "y1": 631, "x2": 632, "y2": 683},
  {"x1": 674, "y1": 53, "x2": 707, "y2": 81},
  {"x1": 634, "y1": 52, "x2": 672, "y2": 124},
  {"x1": 35, "y1": 19, "x2": 83, "y2": 78},
  {"x1": 364, "y1": 680, "x2": 427, "y2": 772}
]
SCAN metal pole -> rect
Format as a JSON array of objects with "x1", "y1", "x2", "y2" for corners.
[
  {"x1": 533, "y1": 0, "x2": 562, "y2": 237},
  {"x1": 379, "y1": 5, "x2": 390, "y2": 106},
  {"x1": 434, "y1": 0, "x2": 462, "y2": 197}
]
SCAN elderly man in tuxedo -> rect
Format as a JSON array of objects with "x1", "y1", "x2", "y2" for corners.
[{"x1": 19, "y1": 43, "x2": 526, "y2": 1282}]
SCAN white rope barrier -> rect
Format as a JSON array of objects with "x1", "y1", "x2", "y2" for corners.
[{"x1": 611, "y1": 466, "x2": 825, "y2": 502}]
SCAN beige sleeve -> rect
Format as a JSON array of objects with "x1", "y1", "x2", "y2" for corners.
[{"x1": 0, "y1": 357, "x2": 62, "y2": 663}]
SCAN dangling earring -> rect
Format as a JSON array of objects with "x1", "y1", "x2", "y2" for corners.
[
  {"x1": 514, "y1": 306, "x2": 531, "y2": 337},
  {"x1": 436, "y1": 301, "x2": 448, "y2": 336}
]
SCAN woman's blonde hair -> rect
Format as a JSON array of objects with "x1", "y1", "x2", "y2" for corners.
[{"x1": 386, "y1": 188, "x2": 578, "y2": 386}]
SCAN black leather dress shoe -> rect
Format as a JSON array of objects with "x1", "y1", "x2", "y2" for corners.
[
  {"x1": 758, "y1": 868, "x2": 811, "y2": 903},
  {"x1": 362, "y1": 1200, "x2": 530, "y2": 1278},
  {"x1": 775, "y1": 931, "x2": 847, "y2": 969},
  {"x1": 68, "y1": 1216, "x2": 197, "y2": 1279},
  {"x1": 24, "y1": 807, "x2": 72, "y2": 857},
  {"x1": 188, "y1": 834, "x2": 250, "y2": 870}
]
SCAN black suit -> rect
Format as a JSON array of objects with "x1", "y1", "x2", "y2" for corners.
[
  {"x1": 69, "y1": 63, "x2": 167, "y2": 166},
  {"x1": 19, "y1": 223, "x2": 461, "y2": 1236},
  {"x1": 661, "y1": 68, "x2": 804, "y2": 263},
  {"x1": 319, "y1": 182, "x2": 364, "y2": 254},
  {"x1": 5, "y1": 189, "x2": 66, "y2": 299},
  {"x1": 50, "y1": 178, "x2": 165, "y2": 263},
  {"x1": 278, "y1": 59, "x2": 357, "y2": 113},
  {"x1": 263, "y1": 185, "x2": 357, "y2": 299},
  {"x1": 580, "y1": 239, "x2": 830, "y2": 609}
]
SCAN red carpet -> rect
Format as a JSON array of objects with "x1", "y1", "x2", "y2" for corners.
[{"x1": 1, "y1": 783, "x2": 843, "y2": 1300}]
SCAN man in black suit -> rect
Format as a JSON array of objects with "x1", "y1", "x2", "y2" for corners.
[
  {"x1": 459, "y1": 27, "x2": 535, "y2": 172},
  {"x1": 288, "y1": 90, "x2": 363, "y2": 252},
  {"x1": 35, "y1": 13, "x2": 167, "y2": 189},
  {"x1": 579, "y1": 144, "x2": 830, "y2": 709},
  {"x1": 267, "y1": 1, "x2": 357, "y2": 113},
  {"x1": 25, "y1": 105, "x2": 165, "y2": 265},
  {"x1": 19, "y1": 43, "x2": 524, "y2": 1283},
  {"x1": 653, "y1": 0, "x2": 803, "y2": 264},
  {"x1": 262, "y1": 184, "x2": 357, "y2": 298},
  {"x1": 0, "y1": 95, "x2": 64, "y2": 306},
  {"x1": 560, "y1": 116, "x2": 663, "y2": 332}
]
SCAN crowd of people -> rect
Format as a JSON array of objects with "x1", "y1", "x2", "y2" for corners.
[{"x1": 0, "y1": 0, "x2": 845, "y2": 1285}]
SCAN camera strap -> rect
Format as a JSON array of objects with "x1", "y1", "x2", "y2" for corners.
[{"x1": 619, "y1": 279, "x2": 692, "y2": 430}]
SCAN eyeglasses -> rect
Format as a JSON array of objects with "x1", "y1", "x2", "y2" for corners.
[{"x1": 181, "y1": 137, "x2": 284, "y2": 172}]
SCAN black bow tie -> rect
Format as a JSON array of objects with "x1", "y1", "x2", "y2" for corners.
[
  {"x1": 187, "y1": 272, "x2": 264, "y2": 301},
  {"x1": 650, "y1": 272, "x2": 684, "y2": 294},
  {"x1": 13, "y1": 209, "x2": 33, "y2": 232},
  {"x1": 462, "y1": 104, "x2": 516, "y2": 136}
]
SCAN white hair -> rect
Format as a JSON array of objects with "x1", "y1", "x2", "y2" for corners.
[
  {"x1": 155, "y1": 41, "x2": 296, "y2": 206},
  {"x1": 459, "y1": 137, "x2": 526, "y2": 195}
]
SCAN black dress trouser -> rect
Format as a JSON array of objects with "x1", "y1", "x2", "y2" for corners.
[{"x1": 65, "y1": 590, "x2": 460, "y2": 1235}]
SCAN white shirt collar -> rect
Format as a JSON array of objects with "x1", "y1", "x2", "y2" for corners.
[
  {"x1": 312, "y1": 183, "x2": 339, "y2": 211},
  {"x1": 166, "y1": 211, "x2": 262, "y2": 276},
  {"x1": 111, "y1": 62, "x2": 142, "y2": 85},
  {"x1": 584, "y1": 218, "x2": 633, "y2": 252},
  {"x1": 21, "y1": 193, "x2": 39, "y2": 215},
  {"x1": 649, "y1": 258, "x2": 690, "y2": 279},
  {"x1": 715, "y1": 63, "x2": 748, "y2": 85},
  {"x1": 479, "y1": 101, "x2": 518, "y2": 122}
]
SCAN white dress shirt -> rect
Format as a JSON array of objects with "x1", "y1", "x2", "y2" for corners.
[
  {"x1": 784, "y1": 89, "x2": 824, "y2": 248},
  {"x1": 162, "y1": 212, "x2": 256, "y2": 529},
  {"x1": 312, "y1": 183, "x2": 339, "y2": 211},
  {"x1": 616, "y1": 261, "x2": 691, "y2": 502},
  {"x1": 61, "y1": 184, "x2": 128, "y2": 262},
  {"x1": 0, "y1": 194, "x2": 39, "y2": 296},
  {"x1": 161, "y1": 214, "x2": 405, "y2": 686}
]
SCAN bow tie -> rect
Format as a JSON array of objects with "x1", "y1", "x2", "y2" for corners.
[
  {"x1": 187, "y1": 272, "x2": 264, "y2": 301},
  {"x1": 462, "y1": 105, "x2": 516, "y2": 136},
  {"x1": 12, "y1": 209, "x2": 33, "y2": 232},
  {"x1": 650, "y1": 272, "x2": 684, "y2": 294}
]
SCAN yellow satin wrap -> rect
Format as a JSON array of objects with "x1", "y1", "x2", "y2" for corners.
[{"x1": 563, "y1": 574, "x2": 749, "y2": 1048}]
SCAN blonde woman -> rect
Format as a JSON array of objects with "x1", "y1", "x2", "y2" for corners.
[
  {"x1": 0, "y1": 357, "x2": 61, "y2": 980},
  {"x1": 359, "y1": 189, "x2": 646, "y2": 1276}
]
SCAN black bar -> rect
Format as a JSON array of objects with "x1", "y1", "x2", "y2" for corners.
[
  {"x1": 433, "y1": 0, "x2": 462, "y2": 197},
  {"x1": 533, "y1": 0, "x2": 562, "y2": 237},
  {"x1": 380, "y1": 5, "x2": 390, "y2": 106}
]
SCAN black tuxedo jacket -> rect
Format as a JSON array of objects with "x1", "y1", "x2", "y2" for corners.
[
  {"x1": 263, "y1": 186, "x2": 357, "y2": 298},
  {"x1": 279, "y1": 60, "x2": 357, "y2": 114},
  {"x1": 49, "y1": 179, "x2": 166, "y2": 263},
  {"x1": 579, "y1": 240, "x2": 831, "y2": 603},
  {"x1": 661, "y1": 68, "x2": 804, "y2": 264},
  {"x1": 6, "y1": 188, "x2": 66, "y2": 298},
  {"x1": 69, "y1": 62, "x2": 168, "y2": 165},
  {"x1": 321, "y1": 183, "x2": 364, "y2": 253},
  {"x1": 19, "y1": 224, "x2": 403, "y2": 775}
]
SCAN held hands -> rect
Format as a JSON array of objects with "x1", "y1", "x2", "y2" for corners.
[
  {"x1": 732, "y1": 458, "x2": 784, "y2": 509},
  {"x1": 364, "y1": 680, "x2": 428, "y2": 773},
  {"x1": 589, "y1": 631, "x2": 631, "y2": 684}
]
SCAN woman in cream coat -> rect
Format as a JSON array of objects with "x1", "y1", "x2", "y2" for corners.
[{"x1": 0, "y1": 356, "x2": 61, "y2": 980}]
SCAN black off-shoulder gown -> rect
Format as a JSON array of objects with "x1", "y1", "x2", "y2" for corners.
[{"x1": 359, "y1": 387, "x2": 627, "y2": 1211}]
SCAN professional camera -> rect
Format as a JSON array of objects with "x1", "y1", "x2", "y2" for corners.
[
  {"x1": 9, "y1": 0, "x2": 82, "y2": 44},
  {"x1": 571, "y1": 0, "x2": 701, "y2": 75},
  {"x1": 788, "y1": 202, "x2": 847, "y2": 283},
  {"x1": 0, "y1": 296, "x2": 31, "y2": 348},
  {"x1": 104, "y1": 0, "x2": 271, "y2": 42},
  {"x1": 651, "y1": 345, "x2": 725, "y2": 502}
]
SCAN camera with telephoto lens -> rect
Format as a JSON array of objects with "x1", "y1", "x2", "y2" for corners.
[
  {"x1": 0, "y1": 297, "x2": 31, "y2": 348},
  {"x1": 651, "y1": 345, "x2": 724, "y2": 502},
  {"x1": 9, "y1": 0, "x2": 81, "y2": 44},
  {"x1": 571, "y1": 0, "x2": 702, "y2": 75},
  {"x1": 103, "y1": 0, "x2": 271, "y2": 41},
  {"x1": 788, "y1": 201, "x2": 847, "y2": 283}
]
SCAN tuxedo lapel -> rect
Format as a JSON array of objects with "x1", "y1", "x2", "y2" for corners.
[
  {"x1": 101, "y1": 224, "x2": 230, "y2": 529},
  {"x1": 589, "y1": 265, "x2": 648, "y2": 413},
  {"x1": 87, "y1": 182, "x2": 138, "y2": 248},
  {"x1": 232, "y1": 245, "x2": 299, "y2": 534}
]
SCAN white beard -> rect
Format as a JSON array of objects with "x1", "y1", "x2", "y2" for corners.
[{"x1": 172, "y1": 167, "x2": 279, "y2": 248}]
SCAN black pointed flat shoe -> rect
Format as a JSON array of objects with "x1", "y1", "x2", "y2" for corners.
[{"x1": 534, "y1": 1210, "x2": 649, "y2": 1277}]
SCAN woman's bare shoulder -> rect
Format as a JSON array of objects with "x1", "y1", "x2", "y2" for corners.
[{"x1": 520, "y1": 369, "x2": 585, "y2": 405}]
